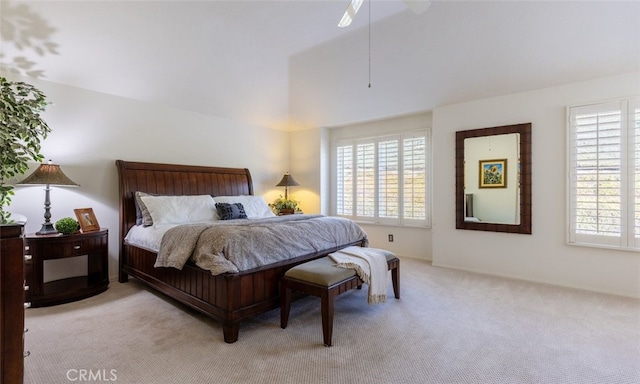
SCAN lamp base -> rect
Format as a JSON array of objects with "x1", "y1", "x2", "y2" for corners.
[{"x1": 36, "y1": 222, "x2": 58, "y2": 236}]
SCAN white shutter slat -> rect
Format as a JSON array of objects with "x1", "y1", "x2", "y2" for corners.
[
  {"x1": 378, "y1": 139, "x2": 399, "y2": 220},
  {"x1": 356, "y1": 143, "x2": 375, "y2": 218},
  {"x1": 336, "y1": 145, "x2": 353, "y2": 216},
  {"x1": 403, "y1": 135, "x2": 427, "y2": 222}
]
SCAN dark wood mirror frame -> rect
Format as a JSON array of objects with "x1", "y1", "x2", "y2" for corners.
[{"x1": 455, "y1": 122, "x2": 532, "y2": 234}]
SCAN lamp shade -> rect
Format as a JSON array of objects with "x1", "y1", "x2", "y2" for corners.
[
  {"x1": 275, "y1": 173, "x2": 299, "y2": 187},
  {"x1": 17, "y1": 162, "x2": 79, "y2": 235},
  {"x1": 18, "y1": 163, "x2": 79, "y2": 187}
]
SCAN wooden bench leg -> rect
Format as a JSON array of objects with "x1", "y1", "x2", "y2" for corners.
[
  {"x1": 391, "y1": 264, "x2": 400, "y2": 299},
  {"x1": 321, "y1": 290, "x2": 335, "y2": 347}
]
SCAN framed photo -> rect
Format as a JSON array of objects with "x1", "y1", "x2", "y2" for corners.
[
  {"x1": 74, "y1": 208, "x2": 100, "y2": 232},
  {"x1": 479, "y1": 159, "x2": 507, "y2": 188}
]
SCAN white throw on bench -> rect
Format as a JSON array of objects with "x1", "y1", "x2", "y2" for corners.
[{"x1": 329, "y1": 246, "x2": 394, "y2": 304}]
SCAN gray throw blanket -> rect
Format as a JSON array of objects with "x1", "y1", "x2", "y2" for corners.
[{"x1": 154, "y1": 215, "x2": 368, "y2": 275}]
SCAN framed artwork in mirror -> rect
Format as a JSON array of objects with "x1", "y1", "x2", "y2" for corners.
[{"x1": 479, "y1": 159, "x2": 507, "y2": 188}]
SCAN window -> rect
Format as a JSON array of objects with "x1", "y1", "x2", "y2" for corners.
[
  {"x1": 333, "y1": 131, "x2": 429, "y2": 227},
  {"x1": 567, "y1": 97, "x2": 640, "y2": 250}
]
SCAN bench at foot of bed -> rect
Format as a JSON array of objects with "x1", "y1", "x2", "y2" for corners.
[{"x1": 280, "y1": 254, "x2": 400, "y2": 347}]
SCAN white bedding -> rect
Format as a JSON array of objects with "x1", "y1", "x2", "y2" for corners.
[{"x1": 125, "y1": 223, "x2": 216, "y2": 253}]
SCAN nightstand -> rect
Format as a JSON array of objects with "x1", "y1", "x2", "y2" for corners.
[{"x1": 24, "y1": 229, "x2": 109, "y2": 307}]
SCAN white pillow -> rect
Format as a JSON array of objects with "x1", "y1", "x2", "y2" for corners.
[
  {"x1": 213, "y1": 195, "x2": 275, "y2": 219},
  {"x1": 139, "y1": 195, "x2": 217, "y2": 226}
]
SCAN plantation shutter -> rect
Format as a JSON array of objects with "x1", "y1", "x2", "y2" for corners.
[
  {"x1": 333, "y1": 130, "x2": 429, "y2": 227},
  {"x1": 378, "y1": 139, "x2": 399, "y2": 222},
  {"x1": 336, "y1": 144, "x2": 353, "y2": 216},
  {"x1": 403, "y1": 133, "x2": 428, "y2": 225},
  {"x1": 568, "y1": 97, "x2": 640, "y2": 250},
  {"x1": 632, "y1": 99, "x2": 640, "y2": 248},
  {"x1": 356, "y1": 142, "x2": 375, "y2": 218}
]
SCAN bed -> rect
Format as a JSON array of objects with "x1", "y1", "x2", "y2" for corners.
[{"x1": 116, "y1": 160, "x2": 367, "y2": 343}]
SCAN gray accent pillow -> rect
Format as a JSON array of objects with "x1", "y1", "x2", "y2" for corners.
[
  {"x1": 215, "y1": 202, "x2": 247, "y2": 220},
  {"x1": 134, "y1": 191, "x2": 154, "y2": 227}
]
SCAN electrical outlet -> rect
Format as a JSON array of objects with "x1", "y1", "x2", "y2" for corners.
[{"x1": 388, "y1": 234, "x2": 394, "y2": 242}]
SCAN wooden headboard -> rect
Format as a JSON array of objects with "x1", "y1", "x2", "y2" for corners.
[{"x1": 115, "y1": 160, "x2": 253, "y2": 246}]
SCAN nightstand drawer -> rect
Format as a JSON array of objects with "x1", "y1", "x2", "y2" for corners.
[
  {"x1": 29, "y1": 233, "x2": 105, "y2": 259},
  {"x1": 64, "y1": 237, "x2": 103, "y2": 256}
]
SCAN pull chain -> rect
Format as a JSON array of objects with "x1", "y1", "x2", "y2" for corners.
[{"x1": 368, "y1": 0, "x2": 371, "y2": 88}]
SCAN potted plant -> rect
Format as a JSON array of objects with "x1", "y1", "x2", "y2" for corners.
[
  {"x1": 54, "y1": 217, "x2": 80, "y2": 235},
  {"x1": 0, "y1": 76, "x2": 51, "y2": 224},
  {"x1": 269, "y1": 195, "x2": 300, "y2": 215}
]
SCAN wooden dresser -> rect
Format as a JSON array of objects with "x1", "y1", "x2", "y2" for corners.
[{"x1": 0, "y1": 224, "x2": 27, "y2": 384}]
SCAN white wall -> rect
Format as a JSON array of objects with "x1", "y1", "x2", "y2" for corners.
[
  {"x1": 287, "y1": 127, "x2": 323, "y2": 216},
  {"x1": 432, "y1": 72, "x2": 640, "y2": 299},
  {"x1": 6, "y1": 75, "x2": 290, "y2": 281}
]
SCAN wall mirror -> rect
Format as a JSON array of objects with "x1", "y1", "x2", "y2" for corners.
[{"x1": 455, "y1": 123, "x2": 532, "y2": 234}]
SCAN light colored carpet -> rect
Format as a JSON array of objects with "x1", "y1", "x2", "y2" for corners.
[{"x1": 25, "y1": 258, "x2": 640, "y2": 384}]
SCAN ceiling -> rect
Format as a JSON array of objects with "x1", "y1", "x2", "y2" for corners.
[{"x1": 1, "y1": 1, "x2": 639, "y2": 130}]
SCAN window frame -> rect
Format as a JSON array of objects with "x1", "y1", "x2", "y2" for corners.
[
  {"x1": 566, "y1": 96, "x2": 640, "y2": 251},
  {"x1": 331, "y1": 130, "x2": 430, "y2": 228}
]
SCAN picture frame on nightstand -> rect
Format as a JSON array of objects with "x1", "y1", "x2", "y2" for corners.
[{"x1": 74, "y1": 208, "x2": 100, "y2": 232}]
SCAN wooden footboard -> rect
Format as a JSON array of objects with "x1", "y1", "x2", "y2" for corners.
[{"x1": 120, "y1": 241, "x2": 364, "y2": 342}]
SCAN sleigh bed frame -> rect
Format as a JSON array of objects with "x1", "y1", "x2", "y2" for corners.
[{"x1": 116, "y1": 160, "x2": 365, "y2": 343}]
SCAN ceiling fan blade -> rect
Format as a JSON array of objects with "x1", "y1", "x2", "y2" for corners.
[
  {"x1": 401, "y1": 0, "x2": 431, "y2": 15},
  {"x1": 338, "y1": 0, "x2": 364, "y2": 28}
]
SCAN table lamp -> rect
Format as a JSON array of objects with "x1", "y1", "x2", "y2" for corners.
[
  {"x1": 275, "y1": 172, "x2": 299, "y2": 200},
  {"x1": 18, "y1": 160, "x2": 79, "y2": 235}
]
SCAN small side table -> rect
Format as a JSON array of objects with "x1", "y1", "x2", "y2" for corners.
[{"x1": 24, "y1": 229, "x2": 109, "y2": 307}]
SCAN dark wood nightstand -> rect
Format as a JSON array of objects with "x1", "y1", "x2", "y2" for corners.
[{"x1": 24, "y1": 229, "x2": 108, "y2": 307}]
